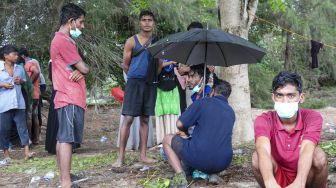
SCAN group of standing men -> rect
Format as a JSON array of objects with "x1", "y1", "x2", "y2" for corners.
[{"x1": 0, "y1": 45, "x2": 45, "y2": 163}]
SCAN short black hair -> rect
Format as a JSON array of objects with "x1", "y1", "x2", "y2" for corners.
[
  {"x1": 187, "y1": 21, "x2": 203, "y2": 31},
  {"x1": 139, "y1": 10, "x2": 155, "y2": 21},
  {"x1": 0, "y1": 45, "x2": 18, "y2": 60},
  {"x1": 213, "y1": 79, "x2": 232, "y2": 98},
  {"x1": 60, "y1": 3, "x2": 86, "y2": 26},
  {"x1": 18, "y1": 47, "x2": 29, "y2": 57},
  {"x1": 189, "y1": 64, "x2": 210, "y2": 84},
  {"x1": 272, "y1": 71, "x2": 303, "y2": 93}
]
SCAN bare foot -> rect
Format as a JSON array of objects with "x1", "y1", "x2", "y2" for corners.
[
  {"x1": 112, "y1": 159, "x2": 123, "y2": 168},
  {"x1": 140, "y1": 157, "x2": 157, "y2": 164},
  {"x1": 24, "y1": 152, "x2": 36, "y2": 161}
]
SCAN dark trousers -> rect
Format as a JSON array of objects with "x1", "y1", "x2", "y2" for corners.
[{"x1": 0, "y1": 109, "x2": 29, "y2": 149}]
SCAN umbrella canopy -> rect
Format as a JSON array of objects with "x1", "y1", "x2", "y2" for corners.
[{"x1": 148, "y1": 28, "x2": 266, "y2": 66}]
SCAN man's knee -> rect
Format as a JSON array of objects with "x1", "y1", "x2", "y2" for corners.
[
  {"x1": 123, "y1": 116, "x2": 134, "y2": 126},
  {"x1": 252, "y1": 151, "x2": 259, "y2": 169},
  {"x1": 312, "y1": 147, "x2": 328, "y2": 171},
  {"x1": 140, "y1": 116, "x2": 149, "y2": 124}
]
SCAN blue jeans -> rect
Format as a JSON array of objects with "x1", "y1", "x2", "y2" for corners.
[{"x1": 0, "y1": 109, "x2": 29, "y2": 149}]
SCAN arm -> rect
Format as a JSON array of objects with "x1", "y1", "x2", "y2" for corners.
[
  {"x1": 162, "y1": 61, "x2": 177, "y2": 68},
  {"x1": 73, "y1": 61, "x2": 89, "y2": 75},
  {"x1": 30, "y1": 65, "x2": 40, "y2": 83},
  {"x1": 256, "y1": 136, "x2": 281, "y2": 188},
  {"x1": 0, "y1": 83, "x2": 14, "y2": 89},
  {"x1": 14, "y1": 76, "x2": 25, "y2": 85},
  {"x1": 176, "y1": 120, "x2": 186, "y2": 132},
  {"x1": 122, "y1": 38, "x2": 134, "y2": 74},
  {"x1": 286, "y1": 140, "x2": 316, "y2": 188},
  {"x1": 176, "y1": 120, "x2": 188, "y2": 138}
]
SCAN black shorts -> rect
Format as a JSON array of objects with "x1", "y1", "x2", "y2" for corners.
[
  {"x1": 171, "y1": 135, "x2": 194, "y2": 175},
  {"x1": 122, "y1": 78, "x2": 156, "y2": 116},
  {"x1": 56, "y1": 105, "x2": 84, "y2": 144}
]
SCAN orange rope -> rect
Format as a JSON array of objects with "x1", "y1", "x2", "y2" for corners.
[{"x1": 253, "y1": 15, "x2": 336, "y2": 49}]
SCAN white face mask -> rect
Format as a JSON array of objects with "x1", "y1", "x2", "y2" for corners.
[
  {"x1": 69, "y1": 21, "x2": 82, "y2": 38},
  {"x1": 70, "y1": 27, "x2": 82, "y2": 38},
  {"x1": 274, "y1": 99, "x2": 300, "y2": 119}
]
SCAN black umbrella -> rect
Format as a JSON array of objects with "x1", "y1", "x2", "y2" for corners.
[{"x1": 148, "y1": 28, "x2": 266, "y2": 66}]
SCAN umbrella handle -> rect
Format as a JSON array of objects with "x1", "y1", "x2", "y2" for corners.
[{"x1": 203, "y1": 63, "x2": 206, "y2": 98}]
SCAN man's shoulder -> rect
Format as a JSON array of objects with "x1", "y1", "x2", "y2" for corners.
[
  {"x1": 299, "y1": 108, "x2": 322, "y2": 120},
  {"x1": 51, "y1": 33, "x2": 74, "y2": 47},
  {"x1": 125, "y1": 35, "x2": 136, "y2": 47},
  {"x1": 24, "y1": 61, "x2": 33, "y2": 67},
  {"x1": 31, "y1": 58, "x2": 39, "y2": 64},
  {"x1": 255, "y1": 111, "x2": 277, "y2": 123}
]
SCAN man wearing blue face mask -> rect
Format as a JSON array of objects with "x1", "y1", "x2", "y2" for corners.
[
  {"x1": 50, "y1": 3, "x2": 89, "y2": 188},
  {"x1": 252, "y1": 71, "x2": 328, "y2": 188},
  {"x1": 186, "y1": 64, "x2": 212, "y2": 102}
]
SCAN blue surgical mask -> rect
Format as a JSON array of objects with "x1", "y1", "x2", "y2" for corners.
[
  {"x1": 274, "y1": 100, "x2": 300, "y2": 119},
  {"x1": 191, "y1": 78, "x2": 203, "y2": 95},
  {"x1": 70, "y1": 27, "x2": 82, "y2": 38}
]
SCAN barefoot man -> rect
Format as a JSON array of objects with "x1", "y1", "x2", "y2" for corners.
[{"x1": 113, "y1": 10, "x2": 157, "y2": 167}]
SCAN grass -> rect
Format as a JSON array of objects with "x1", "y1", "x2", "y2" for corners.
[
  {"x1": 302, "y1": 86, "x2": 336, "y2": 109},
  {"x1": 321, "y1": 140, "x2": 336, "y2": 157},
  {"x1": 139, "y1": 176, "x2": 170, "y2": 188},
  {"x1": 1, "y1": 140, "x2": 334, "y2": 186},
  {"x1": 0, "y1": 152, "x2": 117, "y2": 176}
]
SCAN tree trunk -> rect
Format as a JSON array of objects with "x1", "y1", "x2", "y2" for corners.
[
  {"x1": 49, "y1": 0, "x2": 65, "y2": 38},
  {"x1": 284, "y1": 32, "x2": 292, "y2": 70},
  {"x1": 218, "y1": 0, "x2": 259, "y2": 145}
]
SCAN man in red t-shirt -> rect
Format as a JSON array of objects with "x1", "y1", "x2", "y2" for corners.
[
  {"x1": 50, "y1": 3, "x2": 89, "y2": 188},
  {"x1": 252, "y1": 71, "x2": 328, "y2": 188},
  {"x1": 20, "y1": 50, "x2": 41, "y2": 144}
]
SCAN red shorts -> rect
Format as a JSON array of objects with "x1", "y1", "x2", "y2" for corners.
[
  {"x1": 275, "y1": 166, "x2": 296, "y2": 188},
  {"x1": 275, "y1": 166, "x2": 327, "y2": 188}
]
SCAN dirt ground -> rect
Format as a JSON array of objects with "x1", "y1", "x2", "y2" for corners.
[{"x1": 0, "y1": 105, "x2": 335, "y2": 188}]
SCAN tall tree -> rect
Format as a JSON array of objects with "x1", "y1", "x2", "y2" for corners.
[
  {"x1": 50, "y1": 0, "x2": 65, "y2": 36},
  {"x1": 218, "y1": 0, "x2": 259, "y2": 144}
]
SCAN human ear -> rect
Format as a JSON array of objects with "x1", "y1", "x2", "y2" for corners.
[{"x1": 299, "y1": 93, "x2": 305, "y2": 103}]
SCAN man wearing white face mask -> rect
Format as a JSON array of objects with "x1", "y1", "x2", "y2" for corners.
[
  {"x1": 50, "y1": 3, "x2": 89, "y2": 188},
  {"x1": 252, "y1": 71, "x2": 328, "y2": 188}
]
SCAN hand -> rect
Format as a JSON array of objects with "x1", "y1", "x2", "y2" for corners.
[
  {"x1": 207, "y1": 65, "x2": 215, "y2": 73},
  {"x1": 176, "y1": 131, "x2": 188, "y2": 139},
  {"x1": 264, "y1": 179, "x2": 281, "y2": 188},
  {"x1": 69, "y1": 70, "x2": 84, "y2": 82},
  {"x1": 14, "y1": 76, "x2": 23, "y2": 85},
  {"x1": 1, "y1": 83, "x2": 14, "y2": 89},
  {"x1": 177, "y1": 64, "x2": 190, "y2": 75}
]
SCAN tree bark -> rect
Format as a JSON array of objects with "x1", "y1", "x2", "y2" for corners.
[
  {"x1": 49, "y1": 0, "x2": 65, "y2": 38},
  {"x1": 218, "y1": 0, "x2": 258, "y2": 145},
  {"x1": 284, "y1": 32, "x2": 292, "y2": 70}
]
